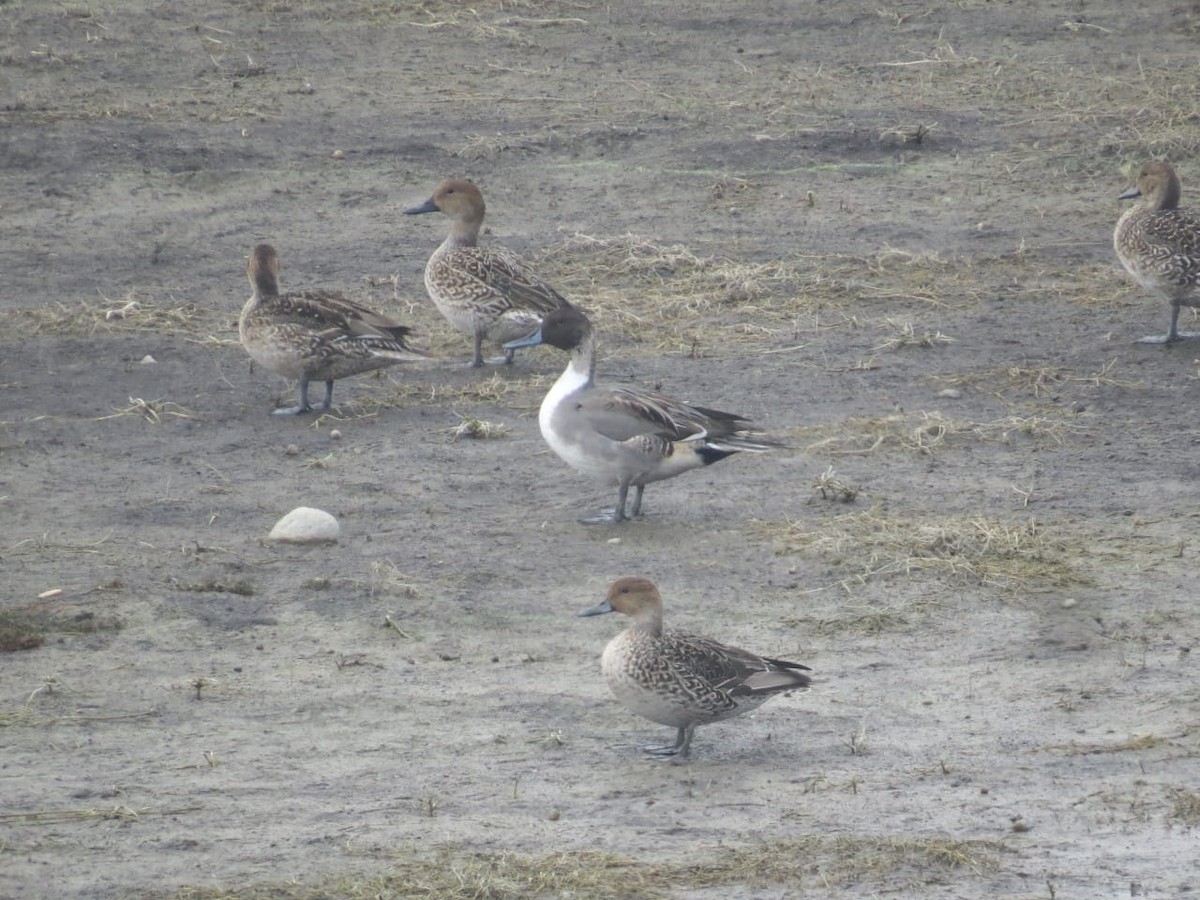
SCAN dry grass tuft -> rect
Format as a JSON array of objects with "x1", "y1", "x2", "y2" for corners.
[
  {"x1": 2, "y1": 294, "x2": 227, "y2": 338},
  {"x1": 757, "y1": 510, "x2": 1086, "y2": 594},
  {"x1": 931, "y1": 360, "x2": 1141, "y2": 399},
  {"x1": 812, "y1": 464, "x2": 859, "y2": 502},
  {"x1": 97, "y1": 397, "x2": 199, "y2": 424},
  {"x1": 449, "y1": 415, "x2": 511, "y2": 440},
  {"x1": 1036, "y1": 732, "x2": 1174, "y2": 755},
  {"x1": 530, "y1": 235, "x2": 1045, "y2": 355},
  {"x1": 347, "y1": 371, "x2": 546, "y2": 414},
  {"x1": 796, "y1": 410, "x2": 1086, "y2": 457},
  {"x1": 1168, "y1": 788, "x2": 1200, "y2": 827},
  {"x1": 0, "y1": 605, "x2": 122, "y2": 653},
  {"x1": 170, "y1": 836, "x2": 1001, "y2": 898},
  {"x1": 872, "y1": 319, "x2": 954, "y2": 351}
]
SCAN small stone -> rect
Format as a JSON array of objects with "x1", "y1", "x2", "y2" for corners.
[
  {"x1": 284, "y1": 444, "x2": 299, "y2": 456},
  {"x1": 1061, "y1": 597, "x2": 1078, "y2": 609},
  {"x1": 329, "y1": 429, "x2": 342, "y2": 441},
  {"x1": 548, "y1": 809, "x2": 561, "y2": 822},
  {"x1": 607, "y1": 537, "x2": 621, "y2": 544},
  {"x1": 332, "y1": 149, "x2": 345, "y2": 160},
  {"x1": 937, "y1": 388, "x2": 962, "y2": 399},
  {"x1": 139, "y1": 354, "x2": 157, "y2": 365},
  {"x1": 268, "y1": 507, "x2": 340, "y2": 543}
]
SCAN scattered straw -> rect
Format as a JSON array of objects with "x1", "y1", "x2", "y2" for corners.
[
  {"x1": 97, "y1": 397, "x2": 198, "y2": 424},
  {"x1": 450, "y1": 416, "x2": 511, "y2": 440},
  {"x1": 168, "y1": 836, "x2": 1001, "y2": 899},
  {"x1": 2, "y1": 294, "x2": 226, "y2": 338},
  {"x1": 796, "y1": 409, "x2": 1085, "y2": 457},
  {"x1": 756, "y1": 510, "x2": 1086, "y2": 593}
]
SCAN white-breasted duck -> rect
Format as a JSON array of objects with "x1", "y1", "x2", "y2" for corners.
[{"x1": 506, "y1": 304, "x2": 779, "y2": 523}]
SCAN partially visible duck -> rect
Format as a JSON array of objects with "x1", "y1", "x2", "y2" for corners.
[
  {"x1": 506, "y1": 305, "x2": 779, "y2": 523},
  {"x1": 579, "y1": 576, "x2": 812, "y2": 759},
  {"x1": 239, "y1": 243, "x2": 429, "y2": 415},
  {"x1": 404, "y1": 178, "x2": 568, "y2": 367},
  {"x1": 1115, "y1": 160, "x2": 1200, "y2": 343}
]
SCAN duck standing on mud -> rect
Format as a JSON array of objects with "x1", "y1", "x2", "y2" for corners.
[
  {"x1": 240, "y1": 243, "x2": 429, "y2": 415},
  {"x1": 1115, "y1": 160, "x2": 1200, "y2": 344},
  {"x1": 580, "y1": 577, "x2": 813, "y2": 759},
  {"x1": 405, "y1": 178, "x2": 569, "y2": 367},
  {"x1": 507, "y1": 304, "x2": 778, "y2": 523}
]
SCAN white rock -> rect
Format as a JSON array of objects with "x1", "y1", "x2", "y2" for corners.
[
  {"x1": 140, "y1": 354, "x2": 157, "y2": 364},
  {"x1": 268, "y1": 507, "x2": 340, "y2": 543}
]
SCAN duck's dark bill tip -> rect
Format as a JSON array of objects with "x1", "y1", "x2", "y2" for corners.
[
  {"x1": 404, "y1": 198, "x2": 438, "y2": 215},
  {"x1": 503, "y1": 329, "x2": 544, "y2": 351}
]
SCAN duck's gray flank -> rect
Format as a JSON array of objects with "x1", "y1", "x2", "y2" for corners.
[
  {"x1": 1114, "y1": 160, "x2": 1200, "y2": 344},
  {"x1": 506, "y1": 304, "x2": 779, "y2": 523},
  {"x1": 579, "y1": 576, "x2": 812, "y2": 759}
]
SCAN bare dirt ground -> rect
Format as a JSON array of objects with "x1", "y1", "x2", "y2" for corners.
[{"x1": 3, "y1": 1, "x2": 1200, "y2": 897}]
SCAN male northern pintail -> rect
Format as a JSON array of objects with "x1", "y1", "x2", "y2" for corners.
[
  {"x1": 579, "y1": 576, "x2": 812, "y2": 759},
  {"x1": 506, "y1": 305, "x2": 778, "y2": 523},
  {"x1": 240, "y1": 243, "x2": 429, "y2": 415},
  {"x1": 404, "y1": 178, "x2": 568, "y2": 367},
  {"x1": 1115, "y1": 161, "x2": 1200, "y2": 343}
]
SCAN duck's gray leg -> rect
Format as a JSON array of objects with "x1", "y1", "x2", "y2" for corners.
[
  {"x1": 1139, "y1": 301, "x2": 1200, "y2": 343},
  {"x1": 629, "y1": 484, "x2": 646, "y2": 518},
  {"x1": 272, "y1": 378, "x2": 316, "y2": 415},
  {"x1": 581, "y1": 484, "x2": 630, "y2": 525},
  {"x1": 319, "y1": 379, "x2": 335, "y2": 411},
  {"x1": 643, "y1": 725, "x2": 694, "y2": 759},
  {"x1": 468, "y1": 332, "x2": 486, "y2": 368}
]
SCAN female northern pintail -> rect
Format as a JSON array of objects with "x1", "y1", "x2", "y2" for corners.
[
  {"x1": 1115, "y1": 161, "x2": 1200, "y2": 343},
  {"x1": 404, "y1": 178, "x2": 568, "y2": 367},
  {"x1": 506, "y1": 305, "x2": 778, "y2": 523},
  {"x1": 579, "y1": 576, "x2": 812, "y2": 759},
  {"x1": 240, "y1": 243, "x2": 429, "y2": 415}
]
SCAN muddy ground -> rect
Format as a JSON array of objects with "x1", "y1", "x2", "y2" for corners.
[{"x1": 2, "y1": 1, "x2": 1199, "y2": 897}]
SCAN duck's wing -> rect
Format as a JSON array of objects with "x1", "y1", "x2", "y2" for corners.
[
  {"x1": 263, "y1": 290, "x2": 414, "y2": 342},
  {"x1": 438, "y1": 246, "x2": 567, "y2": 317},
  {"x1": 580, "y1": 384, "x2": 753, "y2": 444},
  {"x1": 666, "y1": 632, "x2": 812, "y2": 696}
]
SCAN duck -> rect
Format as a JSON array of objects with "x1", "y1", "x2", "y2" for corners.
[
  {"x1": 239, "y1": 243, "x2": 430, "y2": 415},
  {"x1": 1114, "y1": 160, "x2": 1200, "y2": 344},
  {"x1": 404, "y1": 178, "x2": 568, "y2": 367},
  {"x1": 505, "y1": 304, "x2": 778, "y2": 523},
  {"x1": 579, "y1": 576, "x2": 812, "y2": 759}
]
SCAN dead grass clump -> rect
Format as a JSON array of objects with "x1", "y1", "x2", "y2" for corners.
[
  {"x1": 530, "y1": 236, "x2": 1014, "y2": 354},
  {"x1": 812, "y1": 464, "x2": 858, "y2": 502},
  {"x1": 348, "y1": 372, "x2": 546, "y2": 415},
  {"x1": 757, "y1": 510, "x2": 1085, "y2": 593},
  {"x1": 175, "y1": 579, "x2": 255, "y2": 596},
  {"x1": 0, "y1": 606, "x2": 122, "y2": 652},
  {"x1": 784, "y1": 605, "x2": 912, "y2": 637},
  {"x1": 170, "y1": 836, "x2": 1001, "y2": 898},
  {"x1": 3, "y1": 294, "x2": 226, "y2": 338},
  {"x1": 1168, "y1": 788, "x2": 1200, "y2": 828},
  {"x1": 932, "y1": 360, "x2": 1141, "y2": 399},
  {"x1": 798, "y1": 410, "x2": 1085, "y2": 457},
  {"x1": 449, "y1": 416, "x2": 511, "y2": 440},
  {"x1": 97, "y1": 397, "x2": 199, "y2": 424},
  {"x1": 533, "y1": 232, "x2": 812, "y2": 350},
  {"x1": 872, "y1": 318, "x2": 954, "y2": 351}
]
